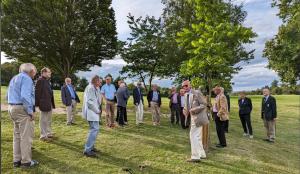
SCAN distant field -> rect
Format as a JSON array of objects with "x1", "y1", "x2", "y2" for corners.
[{"x1": 1, "y1": 86, "x2": 300, "y2": 174}]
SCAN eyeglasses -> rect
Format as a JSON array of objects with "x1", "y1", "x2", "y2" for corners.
[{"x1": 182, "y1": 85, "x2": 188, "y2": 88}]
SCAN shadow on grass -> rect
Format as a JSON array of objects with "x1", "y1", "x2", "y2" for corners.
[{"x1": 46, "y1": 137, "x2": 173, "y2": 173}]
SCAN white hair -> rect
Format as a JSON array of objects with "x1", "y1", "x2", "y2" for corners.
[{"x1": 19, "y1": 63, "x2": 36, "y2": 73}]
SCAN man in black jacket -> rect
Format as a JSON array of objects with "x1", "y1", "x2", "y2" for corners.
[
  {"x1": 261, "y1": 88, "x2": 277, "y2": 143},
  {"x1": 238, "y1": 91, "x2": 253, "y2": 138},
  {"x1": 147, "y1": 84, "x2": 162, "y2": 126},
  {"x1": 133, "y1": 82, "x2": 144, "y2": 125},
  {"x1": 35, "y1": 67, "x2": 55, "y2": 141},
  {"x1": 61, "y1": 78, "x2": 80, "y2": 125}
]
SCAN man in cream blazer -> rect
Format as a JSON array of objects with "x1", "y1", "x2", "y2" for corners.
[
  {"x1": 82, "y1": 75, "x2": 102, "y2": 157},
  {"x1": 182, "y1": 80, "x2": 209, "y2": 163}
]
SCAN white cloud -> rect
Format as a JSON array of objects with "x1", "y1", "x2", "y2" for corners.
[{"x1": 112, "y1": 0, "x2": 163, "y2": 40}]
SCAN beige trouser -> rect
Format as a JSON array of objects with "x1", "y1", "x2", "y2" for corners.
[
  {"x1": 263, "y1": 119, "x2": 276, "y2": 139},
  {"x1": 150, "y1": 102, "x2": 160, "y2": 123},
  {"x1": 8, "y1": 105, "x2": 34, "y2": 164},
  {"x1": 40, "y1": 110, "x2": 52, "y2": 138},
  {"x1": 66, "y1": 100, "x2": 77, "y2": 124},
  {"x1": 135, "y1": 101, "x2": 144, "y2": 124},
  {"x1": 105, "y1": 100, "x2": 115, "y2": 126},
  {"x1": 190, "y1": 119, "x2": 206, "y2": 159}
]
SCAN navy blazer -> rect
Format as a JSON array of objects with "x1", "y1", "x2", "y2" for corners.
[
  {"x1": 147, "y1": 90, "x2": 162, "y2": 107},
  {"x1": 261, "y1": 95, "x2": 277, "y2": 121},
  {"x1": 61, "y1": 84, "x2": 80, "y2": 106},
  {"x1": 238, "y1": 97, "x2": 252, "y2": 115},
  {"x1": 133, "y1": 87, "x2": 144, "y2": 105}
]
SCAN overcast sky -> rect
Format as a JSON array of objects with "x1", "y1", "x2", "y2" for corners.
[{"x1": 1, "y1": 0, "x2": 282, "y2": 91}]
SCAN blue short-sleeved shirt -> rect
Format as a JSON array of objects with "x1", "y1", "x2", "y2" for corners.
[{"x1": 100, "y1": 84, "x2": 116, "y2": 100}]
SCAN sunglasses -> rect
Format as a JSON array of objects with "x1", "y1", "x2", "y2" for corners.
[{"x1": 182, "y1": 85, "x2": 188, "y2": 87}]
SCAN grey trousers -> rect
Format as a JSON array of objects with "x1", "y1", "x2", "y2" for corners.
[{"x1": 40, "y1": 110, "x2": 53, "y2": 138}]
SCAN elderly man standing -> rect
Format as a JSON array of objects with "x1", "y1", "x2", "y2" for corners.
[
  {"x1": 35, "y1": 67, "x2": 55, "y2": 141},
  {"x1": 82, "y1": 75, "x2": 102, "y2": 157},
  {"x1": 182, "y1": 80, "x2": 208, "y2": 163},
  {"x1": 261, "y1": 87, "x2": 277, "y2": 143},
  {"x1": 101, "y1": 75, "x2": 116, "y2": 128},
  {"x1": 61, "y1": 78, "x2": 80, "y2": 125},
  {"x1": 116, "y1": 82, "x2": 129, "y2": 127},
  {"x1": 133, "y1": 82, "x2": 144, "y2": 125},
  {"x1": 213, "y1": 86, "x2": 229, "y2": 148},
  {"x1": 7, "y1": 63, "x2": 39, "y2": 168},
  {"x1": 169, "y1": 87, "x2": 181, "y2": 125},
  {"x1": 147, "y1": 84, "x2": 162, "y2": 126}
]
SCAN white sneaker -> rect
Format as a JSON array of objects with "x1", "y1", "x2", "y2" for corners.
[
  {"x1": 243, "y1": 133, "x2": 249, "y2": 137},
  {"x1": 249, "y1": 135, "x2": 254, "y2": 139}
]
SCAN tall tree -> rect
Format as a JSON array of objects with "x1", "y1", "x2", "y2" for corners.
[
  {"x1": 176, "y1": 0, "x2": 256, "y2": 104},
  {"x1": 161, "y1": 0, "x2": 196, "y2": 77},
  {"x1": 120, "y1": 14, "x2": 166, "y2": 92},
  {"x1": 1, "y1": 0, "x2": 118, "y2": 79},
  {"x1": 263, "y1": 0, "x2": 300, "y2": 85},
  {"x1": 1, "y1": 61, "x2": 20, "y2": 86}
]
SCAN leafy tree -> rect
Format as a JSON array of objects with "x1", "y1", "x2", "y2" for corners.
[
  {"x1": 271, "y1": 79, "x2": 279, "y2": 88},
  {"x1": 76, "y1": 78, "x2": 89, "y2": 92},
  {"x1": 0, "y1": 61, "x2": 20, "y2": 86},
  {"x1": 263, "y1": 0, "x2": 300, "y2": 85},
  {"x1": 120, "y1": 14, "x2": 166, "y2": 92},
  {"x1": 161, "y1": 0, "x2": 196, "y2": 77},
  {"x1": 1, "y1": 0, "x2": 118, "y2": 79},
  {"x1": 176, "y1": 0, "x2": 256, "y2": 104}
]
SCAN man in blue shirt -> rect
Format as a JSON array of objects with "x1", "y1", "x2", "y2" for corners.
[
  {"x1": 7, "y1": 63, "x2": 39, "y2": 168},
  {"x1": 101, "y1": 75, "x2": 116, "y2": 128},
  {"x1": 61, "y1": 78, "x2": 80, "y2": 125},
  {"x1": 147, "y1": 84, "x2": 162, "y2": 126}
]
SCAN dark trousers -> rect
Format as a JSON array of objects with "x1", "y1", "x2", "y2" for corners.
[
  {"x1": 124, "y1": 107, "x2": 128, "y2": 123},
  {"x1": 225, "y1": 120, "x2": 229, "y2": 133},
  {"x1": 213, "y1": 112, "x2": 226, "y2": 146},
  {"x1": 180, "y1": 107, "x2": 190, "y2": 129},
  {"x1": 239, "y1": 114, "x2": 253, "y2": 135},
  {"x1": 117, "y1": 106, "x2": 126, "y2": 126},
  {"x1": 170, "y1": 104, "x2": 180, "y2": 124}
]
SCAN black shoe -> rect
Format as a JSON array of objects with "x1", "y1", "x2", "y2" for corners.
[
  {"x1": 13, "y1": 161, "x2": 21, "y2": 168},
  {"x1": 263, "y1": 138, "x2": 270, "y2": 142},
  {"x1": 216, "y1": 144, "x2": 226, "y2": 148},
  {"x1": 21, "y1": 160, "x2": 39, "y2": 168},
  {"x1": 91, "y1": 147, "x2": 100, "y2": 153},
  {"x1": 186, "y1": 159, "x2": 201, "y2": 163},
  {"x1": 71, "y1": 122, "x2": 77, "y2": 125},
  {"x1": 83, "y1": 151, "x2": 97, "y2": 157}
]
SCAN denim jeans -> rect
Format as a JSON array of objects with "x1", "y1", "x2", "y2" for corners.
[{"x1": 84, "y1": 121, "x2": 100, "y2": 152}]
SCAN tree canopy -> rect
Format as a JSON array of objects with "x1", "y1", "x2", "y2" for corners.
[{"x1": 1, "y1": 0, "x2": 118, "y2": 79}]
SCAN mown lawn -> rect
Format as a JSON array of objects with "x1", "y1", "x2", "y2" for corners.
[{"x1": 1, "y1": 86, "x2": 300, "y2": 174}]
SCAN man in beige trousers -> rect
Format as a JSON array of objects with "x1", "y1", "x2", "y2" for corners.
[
  {"x1": 147, "y1": 84, "x2": 162, "y2": 126},
  {"x1": 35, "y1": 67, "x2": 55, "y2": 141},
  {"x1": 61, "y1": 78, "x2": 80, "y2": 125},
  {"x1": 7, "y1": 63, "x2": 39, "y2": 168}
]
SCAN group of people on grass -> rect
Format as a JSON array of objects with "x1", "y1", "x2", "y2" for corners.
[{"x1": 6, "y1": 63, "x2": 277, "y2": 167}]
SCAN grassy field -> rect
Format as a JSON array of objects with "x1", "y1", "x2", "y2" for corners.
[{"x1": 1, "y1": 86, "x2": 300, "y2": 174}]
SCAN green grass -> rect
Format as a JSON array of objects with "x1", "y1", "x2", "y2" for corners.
[{"x1": 1, "y1": 86, "x2": 300, "y2": 174}]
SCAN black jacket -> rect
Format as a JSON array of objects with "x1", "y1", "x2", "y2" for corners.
[
  {"x1": 35, "y1": 77, "x2": 55, "y2": 112},
  {"x1": 133, "y1": 87, "x2": 143, "y2": 105},
  {"x1": 261, "y1": 95, "x2": 277, "y2": 121},
  {"x1": 61, "y1": 84, "x2": 80, "y2": 106},
  {"x1": 238, "y1": 97, "x2": 252, "y2": 115},
  {"x1": 147, "y1": 90, "x2": 162, "y2": 107},
  {"x1": 168, "y1": 93, "x2": 181, "y2": 108}
]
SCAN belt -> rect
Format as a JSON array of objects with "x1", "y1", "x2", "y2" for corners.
[
  {"x1": 9, "y1": 103, "x2": 23, "y2": 105},
  {"x1": 107, "y1": 99, "x2": 115, "y2": 102}
]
